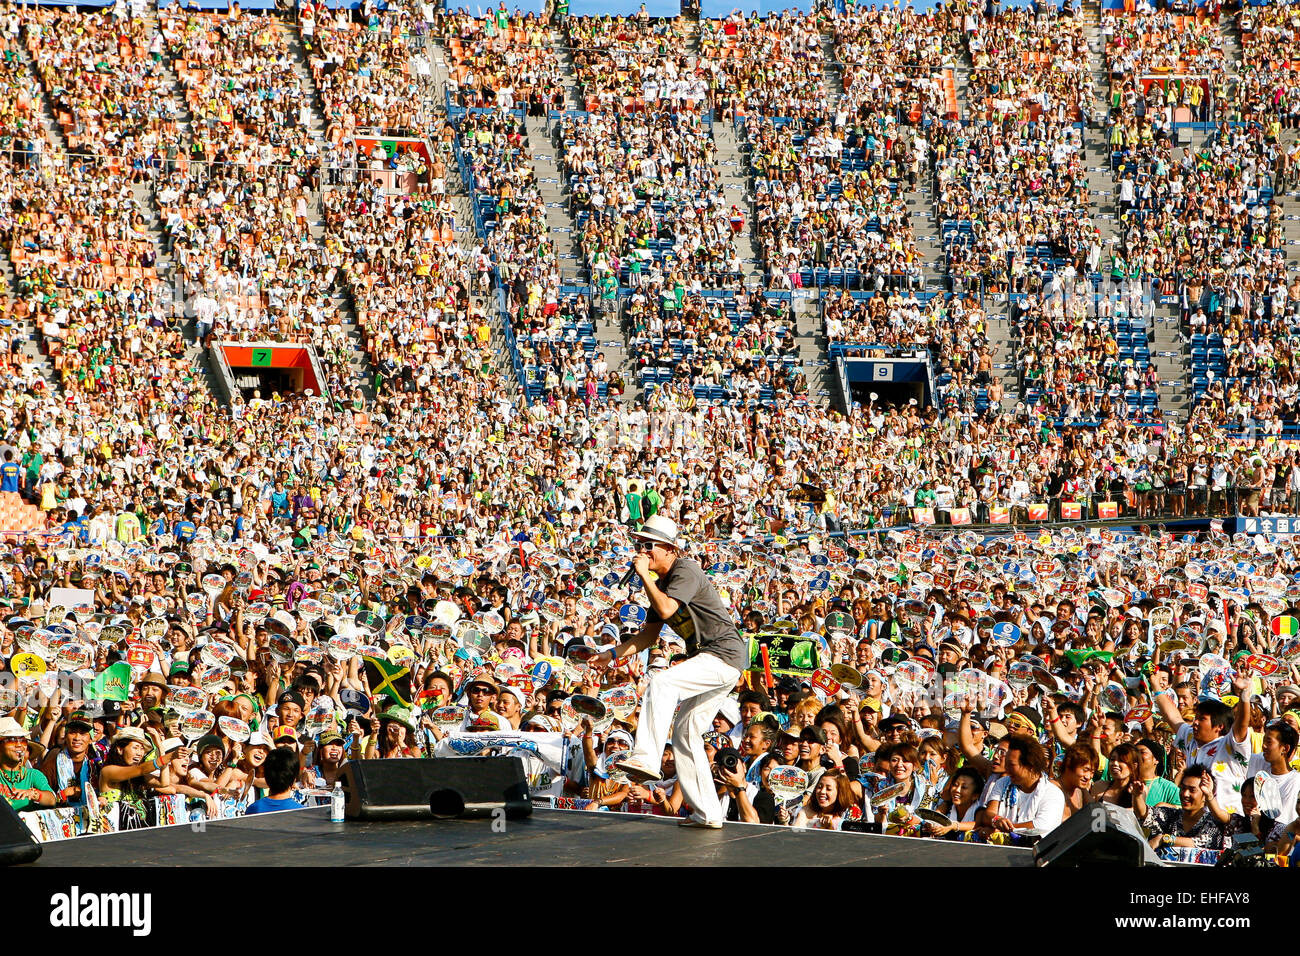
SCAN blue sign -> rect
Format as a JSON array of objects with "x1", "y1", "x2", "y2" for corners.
[
  {"x1": 992, "y1": 622, "x2": 1021, "y2": 647},
  {"x1": 1238, "y1": 516, "x2": 1300, "y2": 536}
]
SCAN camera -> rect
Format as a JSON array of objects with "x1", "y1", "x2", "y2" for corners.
[{"x1": 714, "y1": 747, "x2": 742, "y2": 774}]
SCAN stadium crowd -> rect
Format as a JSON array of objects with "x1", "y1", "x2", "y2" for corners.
[{"x1": 2, "y1": 0, "x2": 1300, "y2": 866}]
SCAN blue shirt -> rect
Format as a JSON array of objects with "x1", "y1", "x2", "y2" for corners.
[
  {"x1": 0, "y1": 462, "x2": 18, "y2": 493},
  {"x1": 245, "y1": 795, "x2": 302, "y2": 815}
]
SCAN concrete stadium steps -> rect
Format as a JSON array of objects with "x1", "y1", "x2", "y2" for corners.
[
  {"x1": 1149, "y1": 302, "x2": 1192, "y2": 418},
  {"x1": 523, "y1": 115, "x2": 637, "y2": 405},
  {"x1": 6, "y1": 42, "x2": 63, "y2": 394},
  {"x1": 135, "y1": 8, "x2": 192, "y2": 308},
  {"x1": 710, "y1": 117, "x2": 764, "y2": 288},
  {"x1": 818, "y1": 30, "x2": 842, "y2": 114},
  {"x1": 425, "y1": 38, "x2": 526, "y2": 396},
  {"x1": 284, "y1": 15, "x2": 375, "y2": 404},
  {"x1": 905, "y1": 181, "x2": 947, "y2": 293},
  {"x1": 1080, "y1": 0, "x2": 1116, "y2": 256},
  {"x1": 523, "y1": 116, "x2": 585, "y2": 272},
  {"x1": 0, "y1": 246, "x2": 56, "y2": 390},
  {"x1": 284, "y1": 21, "x2": 332, "y2": 146},
  {"x1": 140, "y1": 10, "x2": 247, "y2": 407},
  {"x1": 310, "y1": 183, "x2": 373, "y2": 407},
  {"x1": 139, "y1": 11, "x2": 196, "y2": 150},
  {"x1": 1221, "y1": 11, "x2": 1245, "y2": 64},
  {"x1": 19, "y1": 38, "x2": 68, "y2": 158},
  {"x1": 1080, "y1": 0, "x2": 1195, "y2": 423},
  {"x1": 714, "y1": 119, "x2": 830, "y2": 408},
  {"x1": 550, "y1": 27, "x2": 582, "y2": 112},
  {"x1": 985, "y1": 310, "x2": 1020, "y2": 403},
  {"x1": 952, "y1": 36, "x2": 975, "y2": 122},
  {"x1": 793, "y1": 295, "x2": 840, "y2": 408},
  {"x1": 143, "y1": 172, "x2": 224, "y2": 405},
  {"x1": 130, "y1": 176, "x2": 178, "y2": 273}
]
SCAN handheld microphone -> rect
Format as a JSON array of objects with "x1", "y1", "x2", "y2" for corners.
[{"x1": 619, "y1": 562, "x2": 638, "y2": 587}]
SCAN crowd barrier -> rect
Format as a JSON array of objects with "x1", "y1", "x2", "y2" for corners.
[{"x1": 19, "y1": 789, "x2": 335, "y2": 844}]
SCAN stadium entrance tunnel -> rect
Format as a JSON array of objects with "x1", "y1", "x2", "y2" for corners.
[
  {"x1": 840, "y1": 354, "x2": 933, "y2": 410},
  {"x1": 232, "y1": 367, "x2": 298, "y2": 401},
  {"x1": 849, "y1": 380, "x2": 926, "y2": 409},
  {"x1": 214, "y1": 342, "x2": 331, "y2": 406}
]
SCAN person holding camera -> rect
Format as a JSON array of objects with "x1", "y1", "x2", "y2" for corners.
[{"x1": 712, "y1": 745, "x2": 777, "y2": 824}]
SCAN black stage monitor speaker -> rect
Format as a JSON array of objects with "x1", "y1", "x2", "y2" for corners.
[
  {"x1": 340, "y1": 757, "x2": 531, "y2": 821},
  {"x1": 1034, "y1": 802, "x2": 1164, "y2": 867},
  {"x1": 0, "y1": 799, "x2": 42, "y2": 866}
]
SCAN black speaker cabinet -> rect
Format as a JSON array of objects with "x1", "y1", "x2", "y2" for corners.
[
  {"x1": 0, "y1": 799, "x2": 42, "y2": 866},
  {"x1": 1034, "y1": 802, "x2": 1163, "y2": 867},
  {"x1": 339, "y1": 758, "x2": 531, "y2": 821}
]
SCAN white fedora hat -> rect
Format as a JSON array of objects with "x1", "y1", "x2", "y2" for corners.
[
  {"x1": 0, "y1": 716, "x2": 28, "y2": 739},
  {"x1": 630, "y1": 515, "x2": 683, "y2": 549}
]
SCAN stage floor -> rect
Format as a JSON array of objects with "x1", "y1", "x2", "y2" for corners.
[{"x1": 29, "y1": 806, "x2": 1033, "y2": 867}]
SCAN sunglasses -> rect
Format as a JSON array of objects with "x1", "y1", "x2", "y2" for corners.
[{"x1": 637, "y1": 541, "x2": 658, "y2": 552}]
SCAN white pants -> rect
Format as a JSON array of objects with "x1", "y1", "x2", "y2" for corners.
[{"x1": 628, "y1": 653, "x2": 741, "y2": 825}]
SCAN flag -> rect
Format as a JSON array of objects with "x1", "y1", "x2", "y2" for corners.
[
  {"x1": 1098, "y1": 501, "x2": 1119, "y2": 520},
  {"x1": 911, "y1": 507, "x2": 935, "y2": 526},
  {"x1": 949, "y1": 508, "x2": 972, "y2": 526},
  {"x1": 1064, "y1": 649, "x2": 1115, "y2": 669},
  {"x1": 989, "y1": 506, "x2": 1010, "y2": 524},
  {"x1": 1060, "y1": 502, "x2": 1081, "y2": 521},
  {"x1": 1272, "y1": 616, "x2": 1299, "y2": 638},
  {"x1": 417, "y1": 687, "x2": 447, "y2": 713},
  {"x1": 84, "y1": 662, "x2": 132, "y2": 702},
  {"x1": 364, "y1": 656, "x2": 412, "y2": 708},
  {"x1": 1027, "y1": 503, "x2": 1049, "y2": 521}
]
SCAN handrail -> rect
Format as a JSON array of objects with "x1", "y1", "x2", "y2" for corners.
[{"x1": 209, "y1": 342, "x2": 239, "y2": 410}]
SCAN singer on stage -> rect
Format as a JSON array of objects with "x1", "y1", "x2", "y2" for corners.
[{"x1": 590, "y1": 515, "x2": 749, "y2": 829}]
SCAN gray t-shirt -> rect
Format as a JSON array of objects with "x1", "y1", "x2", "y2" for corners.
[{"x1": 651, "y1": 556, "x2": 747, "y2": 672}]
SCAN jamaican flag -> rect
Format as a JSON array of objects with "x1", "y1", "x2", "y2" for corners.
[{"x1": 364, "y1": 656, "x2": 412, "y2": 709}]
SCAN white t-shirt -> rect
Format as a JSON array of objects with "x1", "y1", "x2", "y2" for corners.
[
  {"x1": 1245, "y1": 755, "x2": 1300, "y2": 826},
  {"x1": 1176, "y1": 724, "x2": 1251, "y2": 815},
  {"x1": 986, "y1": 774, "x2": 1066, "y2": 835},
  {"x1": 977, "y1": 771, "x2": 1005, "y2": 810}
]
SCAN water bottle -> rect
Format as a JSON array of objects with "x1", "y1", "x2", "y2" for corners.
[{"x1": 331, "y1": 781, "x2": 345, "y2": 823}]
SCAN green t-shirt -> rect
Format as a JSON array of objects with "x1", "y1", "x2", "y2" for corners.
[
  {"x1": 22, "y1": 451, "x2": 41, "y2": 486},
  {"x1": 1144, "y1": 775, "x2": 1180, "y2": 807},
  {"x1": 115, "y1": 512, "x2": 140, "y2": 542},
  {"x1": 643, "y1": 487, "x2": 662, "y2": 518},
  {"x1": 1, "y1": 766, "x2": 54, "y2": 811}
]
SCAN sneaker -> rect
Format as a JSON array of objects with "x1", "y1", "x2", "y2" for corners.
[
  {"x1": 678, "y1": 817, "x2": 723, "y2": 829},
  {"x1": 614, "y1": 757, "x2": 661, "y2": 784}
]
